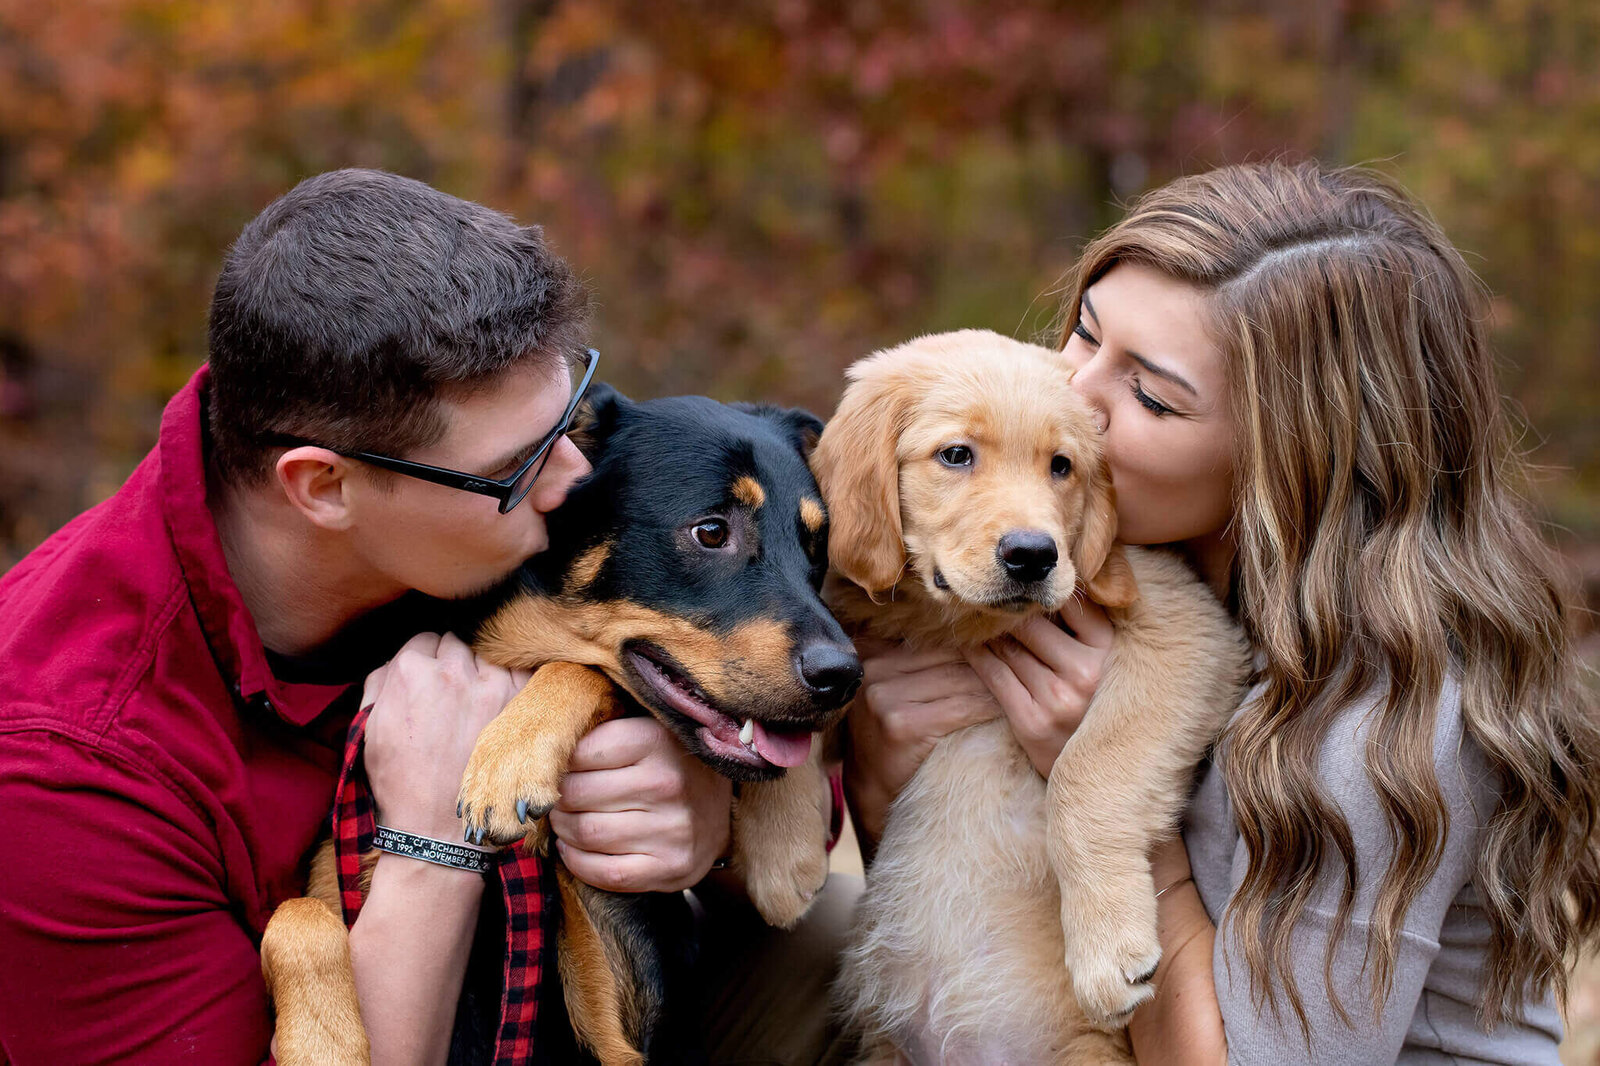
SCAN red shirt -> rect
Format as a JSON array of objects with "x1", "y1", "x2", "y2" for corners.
[{"x1": 0, "y1": 368, "x2": 366, "y2": 1064}]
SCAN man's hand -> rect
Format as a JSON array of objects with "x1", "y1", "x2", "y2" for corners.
[
  {"x1": 351, "y1": 632, "x2": 531, "y2": 1066},
  {"x1": 362, "y1": 631, "x2": 532, "y2": 840},
  {"x1": 549, "y1": 717, "x2": 733, "y2": 893}
]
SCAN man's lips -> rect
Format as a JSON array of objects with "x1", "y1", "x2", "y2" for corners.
[{"x1": 624, "y1": 645, "x2": 813, "y2": 769}]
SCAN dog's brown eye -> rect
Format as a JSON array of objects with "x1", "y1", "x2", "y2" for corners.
[
  {"x1": 692, "y1": 520, "x2": 730, "y2": 549},
  {"x1": 938, "y1": 445, "x2": 973, "y2": 467},
  {"x1": 1051, "y1": 455, "x2": 1072, "y2": 477}
]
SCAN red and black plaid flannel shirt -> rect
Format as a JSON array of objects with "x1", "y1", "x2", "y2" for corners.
[
  {"x1": 332, "y1": 704, "x2": 553, "y2": 1064},
  {"x1": 331, "y1": 705, "x2": 847, "y2": 1064}
]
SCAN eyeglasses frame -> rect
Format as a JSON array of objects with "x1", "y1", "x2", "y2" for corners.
[{"x1": 267, "y1": 347, "x2": 599, "y2": 514}]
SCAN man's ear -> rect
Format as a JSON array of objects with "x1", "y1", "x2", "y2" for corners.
[
  {"x1": 1073, "y1": 462, "x2": 1139, "y2": 609},
  {"x1": 810, "y1": 353, "x2": 913, "y2": 593},
  {"x1": 567, "y1": 382, "x2": 626, "y2": 461},
  {"x1": 732, "y1": 402, "x2": 824, "y2": 459},
  {"x1": 274, "y1": 447, "x2": 356, "y2": 531}
]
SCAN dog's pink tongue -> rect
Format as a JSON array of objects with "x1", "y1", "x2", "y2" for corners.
[{"x1": 749, "y1": 720, "x2": 813, "y2": 768}]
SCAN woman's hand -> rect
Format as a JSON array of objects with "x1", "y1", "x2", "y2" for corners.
[
  {"x1": 965, "y1": 598, "x2": 1113, "y2": 777},
  {"x1": 843, "y1": 638, "x2": 1003, "y2": 859},
  {"x1": 550, "y1": 716, "x2": 733, "y2": 893},
  {"x1": 362, "y1": 631, "x2": 532, "y2": 840}
]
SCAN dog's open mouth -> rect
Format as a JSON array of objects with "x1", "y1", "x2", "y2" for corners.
[{"x1": 623, "y1": 642, "x2": 813, "y2": 769}]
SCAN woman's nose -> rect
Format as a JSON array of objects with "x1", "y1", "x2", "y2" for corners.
[{"x1": 1068, "y1": 355, "x2": 1111, "y2": 434}]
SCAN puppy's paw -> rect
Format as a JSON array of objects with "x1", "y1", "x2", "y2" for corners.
[
  {"x1": 742, "y1": 840, "x2": 828, "y2": 929},
  {"x1": 456, "y1": 713, "x2": 565, "y2": 848},
  {"x1": 1062, "y1": 895, "x2": 1162, "y2": 1030}
]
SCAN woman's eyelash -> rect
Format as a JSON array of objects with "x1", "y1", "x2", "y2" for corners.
[
  {"x1": 1130, "y1": 380, "x2": 1173, "y2": 416},
  {"x1": 1074, "y1": 320, "x2": 1174, "y2": 416}
]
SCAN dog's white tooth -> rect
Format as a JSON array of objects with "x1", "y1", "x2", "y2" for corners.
[{"x1": 739, "y1": 718, "x2": 755, "y2": 746}]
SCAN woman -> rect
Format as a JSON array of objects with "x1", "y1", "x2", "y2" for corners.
[{"x1": 842, "y1": 161, "x2": 1600, "y2": 1063}]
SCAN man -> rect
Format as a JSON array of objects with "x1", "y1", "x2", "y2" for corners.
[{"x1": 0, "y1": 170, "x2": 743, "y2": 1063}]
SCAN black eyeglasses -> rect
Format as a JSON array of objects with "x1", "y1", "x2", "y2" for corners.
[{"x1": 267, "y1": 348, "x2": 599, "y2": 514}]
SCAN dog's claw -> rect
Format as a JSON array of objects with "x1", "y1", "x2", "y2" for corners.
[
  {"x1": 516, "y1": 799, "x2": 529, "y2": 824},
  {"x1": 474, "y1": 826, "x2": 487, "y2": 846},
  {"x1": 456, "y1": 799, "x2": 463, "y2": 819}
]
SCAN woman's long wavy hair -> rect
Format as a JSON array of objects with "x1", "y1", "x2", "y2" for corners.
[{"x1": 1058, "y1": 160, "x2": 1600, "y2": 1033}]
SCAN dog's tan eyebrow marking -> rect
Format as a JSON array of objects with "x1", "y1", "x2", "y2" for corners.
[
  {"x1": 799, "y1": 497, "x2": 825, "y2": 533},
  {"x1": 732, "y1": 476, "x2": 766, "y2": 509},
  {"x1": 569, "y1": 541, "x2": 611, "y2": 589}
]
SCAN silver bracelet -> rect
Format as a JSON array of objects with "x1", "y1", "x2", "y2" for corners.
[
  {"x1": 1154, "y1": 876, "x2": 1193, "y2": 900},
  {"x1": 373, "y1": 824, "x2": 496, "y2": 875}
]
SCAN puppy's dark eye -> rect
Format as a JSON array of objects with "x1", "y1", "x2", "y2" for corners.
[
  {"x1": 938, "y1": 445, "x2": 973, "y2": 467},
  {"x1": 692, "y1": 520, "x2": 729, "y2": 549},
  {"x1": 1051, "y1": 455, "x2": 1072, "y2": 478}
]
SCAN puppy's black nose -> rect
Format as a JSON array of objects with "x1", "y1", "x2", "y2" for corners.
[
  {"x1": 997, "y1": 530, "x2": 1058, "y2": 584},
  {"x1": 797, "y1": 643, "x2": 863, "y2": 704}
]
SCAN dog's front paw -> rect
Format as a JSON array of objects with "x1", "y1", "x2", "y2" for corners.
[
  {"x1": 742, "y1": 840, "x2": 828, "y2": 929},
  {"x1": 456, "y1": 713, "x2": 565, "y2": 848},
  {"x1": 1061, "y1": 891, "x2": 1162, "y2": 1030}
]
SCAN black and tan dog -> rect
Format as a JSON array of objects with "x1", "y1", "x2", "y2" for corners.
[{"x1": 260, "y1": 384, "x2": 861, "y2": 1066}]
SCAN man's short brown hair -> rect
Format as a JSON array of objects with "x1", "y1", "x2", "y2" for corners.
[{"x1": 205, "y1": 168, "x2": 589, "y2": 485}]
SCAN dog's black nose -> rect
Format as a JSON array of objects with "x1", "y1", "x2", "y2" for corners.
[
  {"x1": 797, "y1": 643, "x2": 863, "y2": 704},
  {"x1": 997, "y1": 530, "x2": 1058, "y2": 584}
]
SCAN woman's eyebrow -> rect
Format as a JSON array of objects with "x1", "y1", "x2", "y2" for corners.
[
  {"x1": 1080, "y1": 289, "x2": 1199, "y2": 398},
  {"x1": 1130, "y1": 353, "x2": 1199, "y2": 397}
]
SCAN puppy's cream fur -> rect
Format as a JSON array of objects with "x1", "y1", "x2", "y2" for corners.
[{"x1": 813, "y1": 331, "x2": 1249, "y2": 1065}]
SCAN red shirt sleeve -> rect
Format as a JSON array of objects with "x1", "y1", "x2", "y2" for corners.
[{"x1": 0, "y1": 728, "x2": 274, "y2": 1064}]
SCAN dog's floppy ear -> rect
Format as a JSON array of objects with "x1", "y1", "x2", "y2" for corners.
[
  {"x1": 568, "y1": 382, "x2": 627, "y2": 461},
  {"x1": 732, "y1": 403, "x2": 824, "y2": 458},
  {"x1": 1074, "y1": 463, "x2": 1139, "y2": 609},
  {"x1": 811, "y1": 355, "x2": 912, "y2": 593}
]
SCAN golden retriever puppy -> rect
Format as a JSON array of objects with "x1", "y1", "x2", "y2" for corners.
[{"x1": 812, "y1": 330, "x2": 1249, "y2": 1065}]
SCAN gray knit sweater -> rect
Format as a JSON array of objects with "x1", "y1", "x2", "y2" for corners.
[{"x1": 1184, "y1": 676, "x2": 1564, "y2": 1064}]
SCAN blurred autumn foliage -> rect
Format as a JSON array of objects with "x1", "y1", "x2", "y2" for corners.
[{"x1": 1, "y1": 0, "x2": 1596, "y2": 634}]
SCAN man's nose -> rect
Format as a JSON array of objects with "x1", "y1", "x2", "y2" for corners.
[{"x1": 530, "y1": 435, "x2": 590, "y2": 514}]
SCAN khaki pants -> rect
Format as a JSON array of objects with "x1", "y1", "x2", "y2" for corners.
[{"x1": 693, "y1": 874, "x2": 864, "y2": 1066}]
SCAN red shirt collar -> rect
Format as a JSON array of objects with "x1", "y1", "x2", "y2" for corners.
[{"x1": 159, "y1": 366, "x2": 351, "y2": 726}]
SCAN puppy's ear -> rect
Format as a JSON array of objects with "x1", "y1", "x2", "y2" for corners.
[
  {"x1": 568, "y1": 382, "x2": 626, "y2": 461},
  {"x1": 811, "y1": 356, "x2": 911, "y2": 592},
  {"x1": 733, "y1": 403, "x2": 824, "y2": 458},
  {"x1": 1074, "y1": 463, "x2": 1139, "y2": 609}
]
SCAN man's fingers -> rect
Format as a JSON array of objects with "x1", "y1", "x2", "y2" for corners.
[
  {"x1": 556, "y1": 840, "x2": 667, "y2": 894},
  {"x1": 1057, "y1": 596, "x2": 1114, "y2": 649},
  {"x1": 553, "y1": 766, "x2": 661, "y2": 814},
  {"x1": 566, "y1": 717, "x2": 662, "y2": 773},
  {"x1": 359, "y1": 662, "x2": 391, "y2": 710},
  {"x1": 550, "y1": 808, "x2": 643, "y2": 855},
  {"x1": 434, "y1": 631, "x2": 477, "y2": 670},
  {"x1": 395, "y1": 631, "x2": 445, "y2": 658}
]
